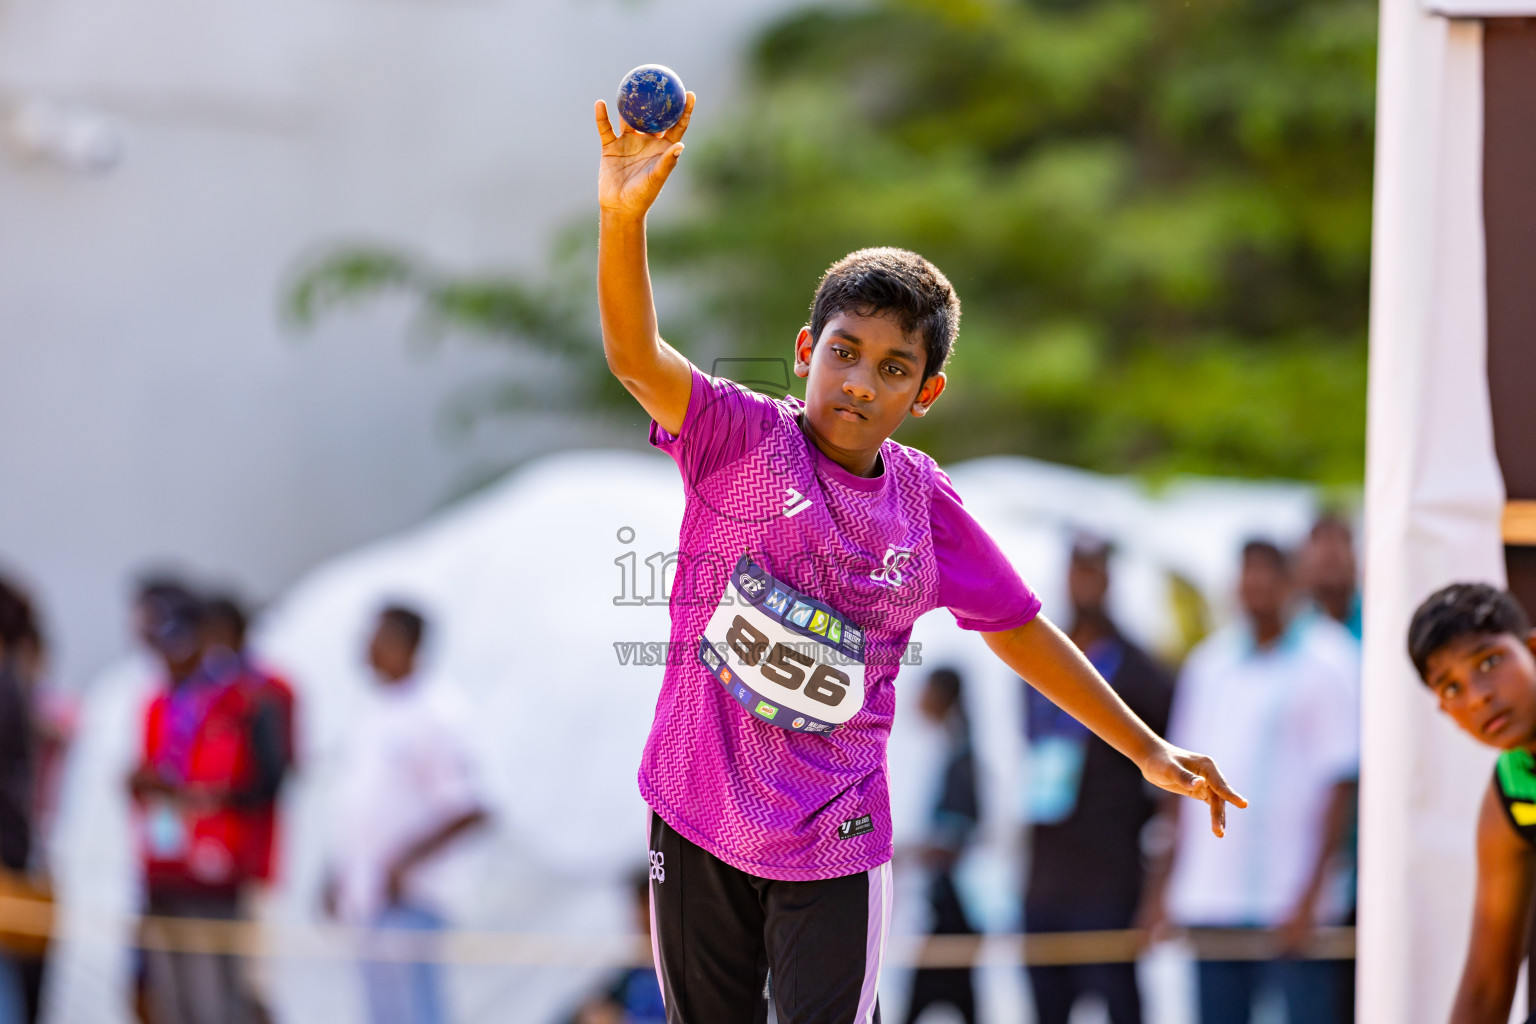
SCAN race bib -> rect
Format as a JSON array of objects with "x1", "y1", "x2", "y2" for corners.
[{"x1": 698, "y1": 554, "x2": 866, "y2": 734}]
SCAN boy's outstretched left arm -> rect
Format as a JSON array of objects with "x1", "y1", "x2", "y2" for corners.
[{"x1": 984, "y1": 616, "x2": 1246, "y2": 836}]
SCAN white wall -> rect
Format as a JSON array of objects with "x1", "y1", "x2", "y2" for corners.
[{"x1": 0, "y1": 0, "x2": 792, "y2": 690}]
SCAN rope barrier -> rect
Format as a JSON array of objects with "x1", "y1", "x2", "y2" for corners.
[{"x1": 0, "y1": 897, "x2": 1354, "y2": 968}]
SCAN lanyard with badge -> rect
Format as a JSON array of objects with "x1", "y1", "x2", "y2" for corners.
[
  {"x1": 698, "y1": 554, "x2": 867, "y2": 734},
  {"x1": 1023, "y1": 638, "x2": 1124, "y2": 824}
]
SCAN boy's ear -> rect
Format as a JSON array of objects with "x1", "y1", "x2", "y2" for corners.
[
  {"x1": 793, "y1": 326, "x2": 814, "y2": 379},
  {"x1": 909, "y1": 371, "x2": 947, "y2": 417}
]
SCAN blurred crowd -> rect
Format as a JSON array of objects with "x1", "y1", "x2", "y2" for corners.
[
  {"x1": 0, "y1": 512, "x2": 1362, "y2": 1024},
  {"x1": 0, "y1": 577, "x2": 494, "y2": 1024},
  {"x1": 897, "y1": 515, "x2": 1362, "y2": 1024}
]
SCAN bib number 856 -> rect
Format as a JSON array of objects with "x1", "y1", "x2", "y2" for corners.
[{"x1": 725, "y1": 615, "x2": 849, "y2": 707}]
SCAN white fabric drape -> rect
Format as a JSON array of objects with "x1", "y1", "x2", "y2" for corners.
[{"x1": 1360, "y1": 10, "x2": 1508, "y2": 1023}]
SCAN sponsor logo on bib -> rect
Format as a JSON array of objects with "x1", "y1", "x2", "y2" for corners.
[{"x1": 698, "y1": 555, "x2": 868, "y2": 734}]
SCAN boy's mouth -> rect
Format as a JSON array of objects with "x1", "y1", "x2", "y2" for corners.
[
  {"x1": 831, "y1": 404, "x2": 867, "y2": 422},
  {"x1": 1483, "y1": 708, "x2": 1512, "y2": 738}
]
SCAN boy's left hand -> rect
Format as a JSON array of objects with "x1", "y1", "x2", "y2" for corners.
[{"x1": 1139, "y1": 743, "x2": 1246, "y2": 837}]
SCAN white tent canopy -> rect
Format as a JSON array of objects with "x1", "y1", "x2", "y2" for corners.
[{"x1": 44, "y1": 450, "x2": 1321, "y2": 1024}]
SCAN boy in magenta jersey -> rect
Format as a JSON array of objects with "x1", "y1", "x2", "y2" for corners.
[{"x1": 594, "y1": 91, "x2": 1246, "y2": 1024}]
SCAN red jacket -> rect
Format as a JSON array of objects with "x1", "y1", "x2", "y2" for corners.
[{"x1": 136, "y1": 678, "x2": 263, "y2": 894}]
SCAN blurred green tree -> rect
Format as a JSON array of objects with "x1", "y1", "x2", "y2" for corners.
[{"x1": 288, "y1": 0, "x2": 1376, "y2": 482}]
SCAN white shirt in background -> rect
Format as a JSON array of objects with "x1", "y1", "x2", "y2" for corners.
[
  {"x1": 331, "y1": 676, "x2": 484, "y2": 924},
  {"x1": 1166, "y1": 614, "x2": 1360, "y2": 928}
]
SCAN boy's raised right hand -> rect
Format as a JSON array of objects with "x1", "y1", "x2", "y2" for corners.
[{"x1": 595, "y1": 93, "x2": 695, "y2": 220}]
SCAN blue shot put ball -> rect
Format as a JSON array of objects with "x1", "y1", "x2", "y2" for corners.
[{"x1": 616, "y1": 64, "x2": 687, "y2": 135}]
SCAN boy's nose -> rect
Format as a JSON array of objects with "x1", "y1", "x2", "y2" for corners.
[
  {"x1": 1469, "y1": 675, "x2": 1497, "y2": 705},
  {"x1": 843, "y1": 373, "x2": 876, "y2": 401}
]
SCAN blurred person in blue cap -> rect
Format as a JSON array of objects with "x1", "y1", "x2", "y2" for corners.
[
  {"x1": 323, "y1": 605, "x2": 489, "y2": 1024},
  {"x1": 127, "y1": 581, "x2": 267, "y2": 1024},
  {"x1": 1141, "y1": 540, "x2": 1359, "y2": 1024},
  {"x1": 1023, "y1": 535, "x2": 1173, "y2": 1024}
]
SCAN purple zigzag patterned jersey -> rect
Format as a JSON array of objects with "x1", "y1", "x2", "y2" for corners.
[{"x1": 641, "y1": 367, "x2": 1041, "y2": 880}]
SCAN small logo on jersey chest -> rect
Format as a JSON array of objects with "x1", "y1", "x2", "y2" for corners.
[
  {"x1": 837, "y1": 814, "x2": 875, "y2": 840},
  {"x1": 782, "y1": 487, "x2": 813, "y2": 518},
  {"x1": 649, "y1": 850, "x2": 666, "y2": 883},
  {"x1": 871, "y1": 547, "x2": 913, "y2": 587}
]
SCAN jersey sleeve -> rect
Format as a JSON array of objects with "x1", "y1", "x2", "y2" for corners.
[
  {"x1": 648, "y1": 364, "x2": 779, "y2": 486},
  {"x1": 930, "y1": 471, "x2": 1042, "y2": 632}
]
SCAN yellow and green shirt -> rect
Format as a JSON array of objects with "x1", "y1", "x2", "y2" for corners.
[{"x1": 1494, "y1": 749, "x2": 1536, "y2": 842}]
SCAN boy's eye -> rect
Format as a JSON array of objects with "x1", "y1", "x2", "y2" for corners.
[
  {"x1": 1442, "y1": 682, "x2": 1462, "y2": 699},
  {"x1": 884, "y1": 364, "x2": 906, "y2": 377},
  {"x1": 833, "y1": 347, "x2": 854, "y2": 360},
  {"x1": 1479, "y1": 653, "x2": 1503, "y2": 672}
]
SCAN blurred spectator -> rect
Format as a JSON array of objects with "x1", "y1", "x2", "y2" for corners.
[
  {"x1": 128, "y1": 582, "x2": 267, "y2": 1024},
  {"x1": 1298, "y1": 515, "x2": 1362, "y2": 640},
  {"x1": 324, "y1": 605, "x2": 488, "y2": 1024},
  {"x1": 201, "y1": 594, "x2": 296, "y2": 1024},
  {"x1": 903, "y1": 667, "x2": 980, "y2": 1024},
  {"x1": 1297, "y1": 516, "x2": 1362, "y2": 1023},
  {"x1": 200, "y1": 595, "x2": 295, "y2": 885},
  {"x1": 566, "y1": 871, "x2": 664, "y2": 1024},
  {"x1": 1143, "y1": 541, "x2": 1359, "y2": 1024},
  {"x1": 1023, "y1": 537, "x2": 1173, "y2": 1024},
  {"x1": 0, "y1": 576, "x2": 48, "y2": 1024}
]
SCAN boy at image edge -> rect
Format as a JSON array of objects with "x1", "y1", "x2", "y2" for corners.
[{"x1": 1409, "y1": 583, "x2": 1536, "y2": 1024}]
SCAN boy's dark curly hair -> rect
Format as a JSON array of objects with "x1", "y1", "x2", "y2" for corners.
[
  {"x1": 809, "y1": 248, "x2": 960, "y2": 381},
  {"x1": 1407, "y1": 582, "x2": 1531, "y2": 681}
]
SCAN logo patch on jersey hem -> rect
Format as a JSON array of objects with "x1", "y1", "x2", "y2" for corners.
[{"x1": 836, "y1": 814, "x2": 874, "y2": 840}]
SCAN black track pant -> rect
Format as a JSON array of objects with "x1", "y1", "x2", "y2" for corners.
[{"x1": 648, "y1": 813, "x2": 891, "y2": 1024}]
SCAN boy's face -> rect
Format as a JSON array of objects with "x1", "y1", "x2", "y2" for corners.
[
  {"x1": 793, "y1": 311, "x2": 946, "y2": 459},
  {"x1": 1424, "y1": 631, "x2": 1536, "y2": 749}
]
